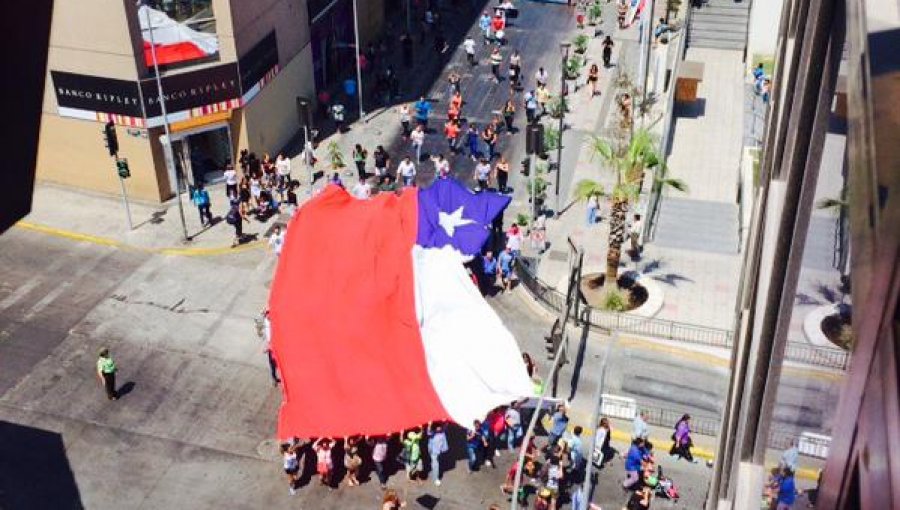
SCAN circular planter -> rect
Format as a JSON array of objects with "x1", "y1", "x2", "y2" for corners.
[
  {"x1": 579, "y1": 271, "x2": 663, "y2": 318},
  {"x1": 803, "y1": 303, "x2": 852, "y2": 349}
]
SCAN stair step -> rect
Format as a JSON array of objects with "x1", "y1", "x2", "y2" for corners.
[
  {"x1": 687, "y1": 37, "x2": 746, "y2": 50},
  {"x1": 692, "y1": 6, "x2": 750, "y2": 16},
  {"x1": 697, "y1": 0, "x2": 751, "y2": 8},
  {"x1": 690, "y1": 27, "x2": 747, "y2": 39},
  {"x1": 691, "y1": 13, "x2": 749, "y2": 25},
  {"x1": 691, "y1": 19, "x2": 748, "y2": 31}
]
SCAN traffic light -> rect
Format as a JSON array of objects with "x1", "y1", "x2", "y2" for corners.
[
  {"x1": 103, "y1": 121, "x2": 119, "y2": 156},
  {"x1": 116, "y1": 158, "x2": 130, "y2": 179}
]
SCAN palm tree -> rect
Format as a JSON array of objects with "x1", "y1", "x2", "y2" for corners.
[{"x1": 573, "y1": 128, "x2": 685, "y2": 285}]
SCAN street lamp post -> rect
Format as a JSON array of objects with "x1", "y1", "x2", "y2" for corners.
[
  {"x1": 352, "y1": 0, "x2": 366, "y2": 120},
  {"x1": 143, "y1": 7, "x2": 190, "y2": 242},
  {"x1": 555, "y1": 43, "x2": 571, "y2": 214}
]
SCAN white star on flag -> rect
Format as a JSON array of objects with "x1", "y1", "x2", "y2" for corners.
[{"x1": 438, "y1": 206, "x2": 475, "y2": 237}]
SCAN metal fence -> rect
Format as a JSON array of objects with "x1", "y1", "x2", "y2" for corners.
[{"x1": 514, "y1": 257, "x2": 850, "y2": 371}]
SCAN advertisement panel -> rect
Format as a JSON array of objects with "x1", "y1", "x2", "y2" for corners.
[{"x1": 137, "y1": 1, "x2": 219, "y2": 68}]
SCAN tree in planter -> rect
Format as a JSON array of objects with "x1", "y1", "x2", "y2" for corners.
[
  {"x1": 587, "y1": 1, "x2": 603, "y2": 25},
  {"x1": 573, "y1": 129, "x2": 685, "y2": 286},
  {"x1": 326, "y1": 141, "x2": 346, "y2": 172},
  {"x1": 565, "y1": 54, "x2": 585, "y2": 80},
  {"x1": 573, "y1": 34, "x2": 590, "y2": 55},
  {"x1": 526, "y1": 161, "x2": 550, "y2": 219},
  {"x1": 547, "y1": 95, "x2": 569, "y2": 119},
  {"x1": 542, "y1": 124, "x2": 561, "y2": 155}
]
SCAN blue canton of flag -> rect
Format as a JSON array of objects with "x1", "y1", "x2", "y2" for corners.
[{"x1": 417, "y1": 178, "x2": 511, "y2": 256}]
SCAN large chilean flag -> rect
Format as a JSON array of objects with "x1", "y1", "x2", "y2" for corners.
[{"x1": 268, "y1": 183, "x2": 532, "y2": 439}]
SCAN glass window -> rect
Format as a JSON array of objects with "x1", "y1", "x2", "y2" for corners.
[{"x1": 137, "y1": 0, "x2": 219, "y2": 68}]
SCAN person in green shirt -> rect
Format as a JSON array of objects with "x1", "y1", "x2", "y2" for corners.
[
  {"x1": 96, "y1": 348, "x2": 117, "y2": 400},
  {"x1": 402, "y1": 428, "x2": 424, "y2": 481}
]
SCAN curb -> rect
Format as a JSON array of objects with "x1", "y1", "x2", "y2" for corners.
[{"x1": 14, "y1": 221, "x2": 265, "y2": 257}]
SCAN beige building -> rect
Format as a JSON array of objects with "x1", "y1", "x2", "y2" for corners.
[{"x1": 38, "y1": 0, "x2": 383, "y2": 202}]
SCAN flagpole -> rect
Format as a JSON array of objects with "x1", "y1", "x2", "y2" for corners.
[{"x1": 144, "y1": 6, "x2": 190, "y2": 241}]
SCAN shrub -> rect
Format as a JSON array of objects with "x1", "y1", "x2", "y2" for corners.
[
  {"x1": 600, "y1": 288, "x2": 628, "y2": 312},
  {"x1": 573, "y1": 34, "x2": 590, "y2": 54}
]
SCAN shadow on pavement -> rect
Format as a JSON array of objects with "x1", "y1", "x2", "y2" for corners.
[{"x1": 0, "y1": 421, "x2": 84, "y2": 509}]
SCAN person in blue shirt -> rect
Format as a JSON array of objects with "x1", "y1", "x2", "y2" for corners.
[
  {"x1": 623, "y1": 437, "x2": 645, "y2": 489},
  {"x1": 427, "y1": 422, "x2": 449, "y2": 486},
  {"x1": 415, "y1": 96, "x2": 432, "y2": 130},
  {"x1": 191, "y1": 184, "x2": 213, "y2": 226},
  {"x1": 478, "y1": 419, "x2": 496, "y2": 467},
  {"x1": 466, "y1": 124, "x2": 481, "y2": 160},
  {"x1": 466, "y1": 420, "x2": 484, "y2": 472},
  {"x1": 481, "y1": 251, "x2": 498, "y2": 294},
  {"x1": 548, "y1": 404, "x2": 568, "y2": 447},
  {"x1": 479, "y1": 12, "x2": 492, "y2": 44},
  {"x1": 776, "y1": 468, "x2": 796, "y2": 509},
  {"x1": 498, "y1": 247, "x2": 515, "y2": 292},
  {"x1": 567, "y1": 425, "x2": 585, "y2": 470}
]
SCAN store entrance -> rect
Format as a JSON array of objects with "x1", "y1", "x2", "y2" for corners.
[{"x1": 171, "y1": 124, "x2": 232, "y2": 189}]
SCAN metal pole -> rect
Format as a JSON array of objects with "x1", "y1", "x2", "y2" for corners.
[
  {"x1": 555, "y1": 46, "x2": 569, "y2": 214},
  {"x1": 144, "y1": 7, "x2": 190, "y2": 241},
  {"x1": 352, "y1": 0, "x2": 366, "y2": 120},
  {"x1": 641, "y1": 0, "x2": 656, "y2": 118},
  {"x1": 406, "y1": 0, "x2": 412, "y2": 34},
  {"x1": 117, "y1": 165, "x2": 134, "y2": 230}
]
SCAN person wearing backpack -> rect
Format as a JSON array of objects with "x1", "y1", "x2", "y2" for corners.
[{"x1": 226, "y1": 201, "x2": 244, "y2": 248}]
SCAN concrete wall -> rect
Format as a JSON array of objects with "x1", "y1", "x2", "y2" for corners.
[
  {"x1": 356, "y1": 0, "x2": 386, "y2": 47},
  {"x1": 230, "y1": 0, "x2": 311, "y2": 64},
  {"x1": 238, "y1": 44, "x2": 316, "y2": 156},
  {"x1": 35, "y1": 115, "x2": 169, "y2": 201},
  {"x1": 746, "y1": 0, "x2": 784, "y2": 58}
]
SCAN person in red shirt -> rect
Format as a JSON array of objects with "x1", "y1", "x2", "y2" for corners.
[
  {"x1": 491, "y1": 14, "x2": 506, "y2": 44},
  {"x1": 444, "y1": 119, "x2": 461, "y2": 153}
]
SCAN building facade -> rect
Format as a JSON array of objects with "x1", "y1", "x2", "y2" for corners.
[{"x1": 37, "y1": 0, "x2": 383, "y2": 203}]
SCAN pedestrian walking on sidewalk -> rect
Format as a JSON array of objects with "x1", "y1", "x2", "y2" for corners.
[
  {"x1": 498, "y1": 247, "x2": 515, "y2": 292},
  {"x1": 191, "y1": 184, "x2": 213, "y2": 226},
  {"x1": 548, "y1": 404, "x2": 569, "y2": 447},
  {"x1": 448, "y1": 71, "x2": 461, "y2": 98},
  {"x1": 398, "y1": 104, "x2": 412, "y2": 138},
  {"x1": 623, "y1": 437, "x2": 644, "y2": 489},
  {"x1": 227, "y1": 201, "x2": 246, "y2": 247},
  {"x1": 536, "y1": 85, "x2": 550, "y2": 117},
  {"x1": 415, "y1": 96, "x2": 432, "y2": 130},
  {"x1": 466, "y1": 123, "x2": 481, "y2": 160},
  {"x1": 775, "y1": 467, "x2": 797, "y2": 510},
  {"x1": 593, "y1": 418, "x2": 615, "y2": 468},
  {"x1": 427, "y1": 423, "x2": 449, "y2": 486},
  {"x1": 482, "y1": 124, "x2": 498, "y2": 160},
  {"x1": 224, "y1": 163, "x2": 238, "y2": 199},
  {"x1": 633, "y1": 409, "x2": 650, "y2": 440},
  {"x1": 602, "y1": 36, "x2": 614, "y2": 68},
  {"x1": 587, "y1": 63, "x2": 600, "y2": 97},
  {"x1": 629, "y1": 214, "x2": 643, "y2": 254},
  {"x1": 586, "y1": 193, "x2": 599, "y2": 226},
  {"x1": 444, "y1": 119, "x2": 461, "y2": 153},
  {"x1": 411, "y1": 125, "x2": 425, "y2": 162},
  {"x1": 509, "y1": 49, "x2": 522, "y2": 87},
  {"x1": 670, "y1": 414, "x2": 699, "y2": 463},
  {"x1": 475, "y1": 158, "x2": 492, "y2": 190},
  {"x1": 373, "y1": 145, "x2": 391, "y2": 178},
  {"x1": 464, "y1": 36, "x2": 477, "y2": 66},
  {"x1": 402, "y1": 428, "x2": 424, "y2": 481},
  {"x1": 495, "y1": 156, "x2": 510, "y2": 193},
  {"x1": 344, "y1": 436, "x2": 362, "y2": 487},
  {"x1": 352, "y1": 144, "x2": 368, "y2": 181},
  {"x1": 260, "y1": 309, "x2": 280, "y2": 384},
  {"x1": 479, "y1": 11, "x2": 492, "y2": 44},
  {"x1": 432, "y1": 153, "x2": 451, "y2": 179},
  {"x1": 502, "y1": 99, "x2": 516, "y2": 133},
  {"x1": 398, "y1": 156, "x2": 417, "y2": 187},
  {"x1": 96, "y1": 348, "x2": 118, "y2": 400},
  {"x1": 525, "y1": 90, "x2": 538, "y2": 124},
  {"x1": 490, "y1": 47, "x2": 503, "y2": 82},
  {"x1": 535, "y1": 67, "x2": 549, "y2": 88}
]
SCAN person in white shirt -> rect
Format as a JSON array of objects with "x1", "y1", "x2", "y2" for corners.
[
  {"x1": 632, "y1": 410, "x2": 649, "y2": 440},
  {"x1": 431, "y1": 154, "x2": 450, "y2": 178},
  {"x1": 223, "y1": 164, "x2": 238, "y2": 200},
  {"x1": 535, "y1": 67, "x2": 549, "y2": 88},
  {"x1": 397, "y1": 156, "x2": 417, "y2": 187},
  {"x1": 410, "y1": 125, "x2": 425, "y2": 163},
  {"x1": 351, "y1": 179, "x2": 372, "y2": 199},
  {"x1": 268, "y1": 225, "x2": 285, "y2": 256},
  {"x1": 463, "y1": 36, "x2": 477, "y2": 66},
  {"x1": 629, "y1": 214, "x2": 643, "y2": 254},
  {"x1": 474, "y1": 159, "x2": 491, "y2": 190},
  {"x1": 398, "y1": 104, "x2": 412, "y2": 138},
  {"x1": 275, "y1": 153, "x2": 292, "y2": 186}
]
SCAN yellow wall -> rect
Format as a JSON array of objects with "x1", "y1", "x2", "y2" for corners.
[
  {"x1": 239, "y1": 44, "x2": 316, "y2": 157},
  {"x1": 36, "y1": 115, "x2": 168, "y2": 202}
]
